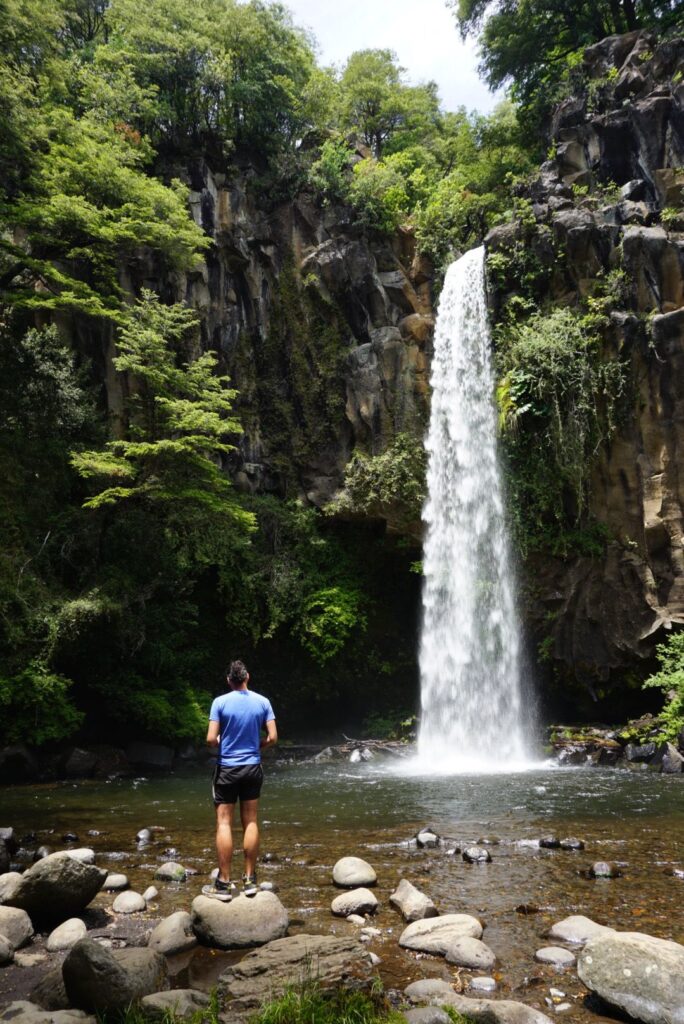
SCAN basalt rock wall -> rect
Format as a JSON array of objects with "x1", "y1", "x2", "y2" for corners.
[{"x1": 486, "y1": 32, "x2": 684, "y2": 707}]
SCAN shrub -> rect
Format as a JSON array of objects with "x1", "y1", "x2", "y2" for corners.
[{"x1": 643, "y1": 631, "x2": 684, "y2": 742}]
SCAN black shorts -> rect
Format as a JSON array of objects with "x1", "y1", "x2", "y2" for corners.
[{"x1": 212, "y1": 763, "x2": 264, "y2": 805}]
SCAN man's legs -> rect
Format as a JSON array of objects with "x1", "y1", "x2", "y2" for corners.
[
  {"x1": 240, "y1": 798, "x2": 259, "y2": 878},
  {"x1": 215, "y1": 802, "x2": 235, "y2": 882}
]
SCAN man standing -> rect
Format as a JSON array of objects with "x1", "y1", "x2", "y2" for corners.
[{"x1": 203, "y1": 660, "x2": 277, "y2": 900}]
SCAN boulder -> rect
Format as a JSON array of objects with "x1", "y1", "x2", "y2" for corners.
[
  {"x1": 126, "y1": 742, "x2": 174, "y2": 770},
  {"x1": 0, "y1": 933, "x2": 13, "y2": 965},
  {"x1": 0, "y1": 829, "x2": 19, "y2": 856},
  {"x1": 535, "y1": 947, "x2": 576, "y2": 967},
  {"x1": 62, "y1": 939, "x2": 169, "y2": 1013},
  {"x1": 548, "y1": 915, "x2": 614, "y2": 945},
  {"x1": 332, "y1": 857, "x2": 377, "y2": 888},
  {"x1": 462, "y1": 847, "x2": 491, "y2": 864},
  {"x1": 404, "y1": 983, "x2": 553, "y2": 1023},
  {"x1": 62, "y1": 750, "x2": 97, "y2": 780},
  {"x1": 148, "y1": 911, "x2": 197, "y2": 956},
  {"x1": 140, "y1": 990, "x2": 209, "y2": 1020},
  {"x1": 399, "y1": 914, "x2": 483, "y2": 955},
  {"x1": 559, "y1": 837, "x2": 584, "y2": 850},
  {"x1": 0, "y1": 906, "x2": 34, "y2": 950},
  {"x1": 404, "y1": 980, "x2": 460, "y2": 1006},
  {"x1": 46, "y1": 919, "x2": 87, "y2": 952},
  {"x1": 191, "y1": 891, "x2": 288, "y2": 950},
  {"x1": 0, "y1": 1004, "x2": 95, "y2": 1024},
  {"x1": 389, "y1": 879, "x2": 438, "y2": 922},
  {"x1": 445, "y1": 936, "x2": 496, "y2": 970},
  {"x1": 0, "y1": 745, "x2": 38, "y2": 784},
  {"x1": 415, "y1": 828, "x2": 440, "y2": 849},
  {"x1": 661, "y1": 743, "x2": 683, "y2": 774},
  {"x1": 218, "y1": 933, "x2": 375, "y2": 1012},
  {"x1": 103, "y1": 874, "x2": 128, "y2": 891},
  {"x1": 403, "y1": 1009, "x2": 452, "y2": 1024},
  {"x1": 0, "y1": 872, "x2": 21, "y2": 903},
  {"x1": 60, "y1": 849, "x2": 95, "y2": 865},
  {"x1": 154, "y1": 862, "x2": 186, "y2": 882},
  {"x1": 578, "y1": 930, "x2": 684, "y2": 1024},
  {"x1": 331, "y1": 888, "x2": 378, "y2": 917},
  {"x1": 3, "y1": 853, "x2": 106, "y2": 923},
  {"x1": 112, "y1": 891, "x2": 146, "y2": 914},
  {"x1": 29, "y1": 967, "x2": 70, "y2": 1010}
]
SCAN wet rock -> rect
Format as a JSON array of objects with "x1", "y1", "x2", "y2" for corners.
[
  {"x1": 0, "y1": 934, "x2": 13, "y2": 965},
  {"x1": 539, "y1": 837, "x2": 561, "y2": 849},
  {"x1": 218, "y1": 934, "x2": 375, "y2": 1011},
  {"x1": 0, "y1": 872, "x2": 21, "y2": 903},
  {"x1": 445, "y1": 936, "x2": 496, "y2": 970},
  {"x1": 559, "y1": 837, "x2": 584, "y2": 851},
  {"x1": 112, "y1": 891, "x2": 146, "y2": 914},
  {"x1": 347, "y1": 914, "x2": 365, "y2": 926},
  {"x1": 29, "y1": 967, "x2": 69, "y2": 1010},
  {"x1": 63, "y1": 939, "x2": 169, "y2": 1013},
  {"x1": 661, "y1": 743, "x2": 683, "y2": 774},
  {"x1": 625, "y1": 742, "x2": 657, "y2": 763},
  {"x1": 0, "y1": 746, "x2": 39, "y2": 784},
  {"x1": 331, "y1": 888, "x2": 378, "y2": 917},
  {"x1": 332, "y1": 857, "x2": 377, "y2": 888},
  {"x1": 399, "y1": 914, "x2": 483, "y2": 955},
  {"x1": 312, "y1": 747, "x2": 335, "y2": 763},
  {"x1": 140, "y1": 990, "x2": 209, "y2": 1020},
  {"x1": 142, "y1": 886, "x2": 158, "y2": 902},
  {"x1": 63, "y1": 750, "x2": 97, "y2": 779},
  {"x1": 535, "y1": 947, "x2": 576, "y2": 967},
  {"x1": 103, "y1": 873, "x2": 128, "y2": 891},
  {"x1": 415, "y1": 828, "x2": 440, "y2": 849},
  {"x1": 0, "y1": 1003, "x2": 95, "y2": 1024},
  {"x1": 578, "y1": 930, "x2": 684, "y2": 1024},
  {"x1": 191, "y1": 891, "x2": 288, "y2": 950},
  {"x1": 0, "y1": 906, "x2": 34, "y2": 950},
  {"x1": 0, "y1": 841, "x2": 9, "y2": 875},
  {"x1": 33, "y1": 847, "x2": 51, "y2": 863},
  {"x1": 61, "y1": 835, "x2": 79, "y2": 844},
  {"x1": 136, "y1": 829, "x2": 152, "y2": 844},
  {"x1": 402, "y1": 1009, "x2": 452, "y2": 1024},
  {"x1": 589, "y1": 861, "x2": 621, "y2": 879},
  {"x1": 148, "y1": 911, "x2": 197, "y2": 956},
  {"x1": 469, "y1": 978, "x2": 497, "y2": 993},
  {"x1": 46, "y1": 918, "x2": 87, "y2": 952},
  {"x1": 548, "y1": 915, "x2": 614, "y2": 945},
  {"x1": 462, "y1": 847, "x2": 491, "y2": 864},
  {"x1": 154, "y1": 862, "x2": 187, "y2": 882},
  {"x1": 389, "y1": 878, "x2": 438, "y2": 922},
  {"x1": 0, "y1": 830, "x2": 18, "y2": 856},
  {"x1": 126, "y1": 743, "x2": 174, "y2": 770},
  {"x1": 3, "y1": 852, "x2": 106, "y2": 923}
]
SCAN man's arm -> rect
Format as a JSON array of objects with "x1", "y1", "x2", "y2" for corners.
[
  {"x1": 260, "y1": 719, "x2": 278, "y2": 751},
  {"x1": 207, "y1": 720, "x2": 220, "y2": 749}
]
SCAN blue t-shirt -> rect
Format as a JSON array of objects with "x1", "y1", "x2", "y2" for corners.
[{"x1": 209, "y1": 690, "x2": 275, "y2": 766}]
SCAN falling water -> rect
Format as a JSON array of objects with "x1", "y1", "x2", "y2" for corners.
[{"x1": 416, "y1": 246, "x2": 530, "y2": 771}]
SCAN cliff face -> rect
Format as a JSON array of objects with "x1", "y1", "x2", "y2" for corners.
[{"x1": 487, "y1": 32, "x2": 684, "y2": 705}]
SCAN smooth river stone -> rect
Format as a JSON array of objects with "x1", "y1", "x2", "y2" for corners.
[
  {"x1": 46, "y1": 918, "x2": 87, "y2": 951},
  {"x1": 154, "y1": 862, "x2": 186, "y2": 882},
  {"x1": 112, "y1": 891, "x2": 146, "y2": 914},
  {"x1": 445, "y1": 936, "x2": 496, "y2": 970},
  {"x1": 548, "y1": 915, "x2": 614, "y2": 945},
  {"x1": 390, "y1": 878, "x2": 438, "y2": 922},
  {"x1": 331, "y1": 888, "x2": 378, "y2": 917},
  {"x1": 103, "y1": 874, "x2": 128, "y2": 892},
  {"x1": 535, "y1": 946, "x2": 576, "y2": 967},
  {"x1": 332, "y1": 857, "x2": 377, "y2": 888},
  {"x1": 399, "y1": 914, "x2": 483, "y2": 955}
]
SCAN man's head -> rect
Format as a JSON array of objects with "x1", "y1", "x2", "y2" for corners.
[{"x1": 227, "y1": 660, "x2": 249, "y2": 689}]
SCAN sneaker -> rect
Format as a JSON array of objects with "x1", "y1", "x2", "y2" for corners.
[
  {"x1": 242, "y1": 874, "x2": 258, "y2": 897},
  {"x1": 201, "y1": 878, "x2": 236, "y2": 902}
]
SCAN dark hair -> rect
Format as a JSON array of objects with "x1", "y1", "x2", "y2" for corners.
[{"x1": 227, "y1": 660, "x2": 248, "y2": 686}]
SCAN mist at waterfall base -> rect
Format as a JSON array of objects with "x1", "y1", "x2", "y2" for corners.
[{"x1": 412, "y1": 247, "x2": 536, "y2": 775}]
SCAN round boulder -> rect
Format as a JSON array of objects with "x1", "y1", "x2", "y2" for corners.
[
  {"x1": 191, "y1": 891, "x2": 288, "y2": 950},
  {"x1": 399, "y1": 914, "x2": 483, "y2": 955},
  {"x1": 142, "y1": 886, "x2": 158, "y2": 902},
  {"x1": 535, "y1": 947, "x2": 576, "y2": 967},
  {"x1": 140, "y1": 990, "x2": 209, "y2": 1020},
  {"x1": 154, "y1": 862, "x2": 186, "y2": 883},
  {"x1": 0, "y1": 934, "x2": 13, "y2": 966},
  {"x1": 148, "y1": 911, "x2": 197, "y2": 956},
  {"x1": 331, "y1": 888, "x2": 378, "y2": 918},
  {"x1": 462, "y1": 847, "x2": 491, "y2": 864},
  {"x1": 445, "y1": 936, "x2": 496, "y2": 970},
  {"x1": 103, "y1": 874, "x2": 128, "y2": 892},
  {"x1": 3, "y1": 853, "x2": 106, "y2": 923},
  {"x1": 332, "y1": 857, "x2": 377, "y2": 888},
  {"x1": 61, "y1": 849, "x2": 95, "y2": 865},
  {"x1": 113, "y1": 891, "x2": 146, "y2": 914},
  {"x1": 548, "y1": 915, "x2": 614, "y2": 945},
  {"x1": 63, "y1": 938, "x2": 169, "y2": 1013},
  {"x1": 0, "y1": 873, "x2": 22, "y2": 903},
  {"x1": 0, "y1": 907, "x2": 34, "y2": 951},
  {"x1": 46, "y1": 919, "x2": 87, "y2": 952}
]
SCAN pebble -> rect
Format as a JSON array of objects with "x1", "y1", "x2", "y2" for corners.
[
  {"x1": 369, "y1": 952, "x2": 382, "y2": 966},
  {"x1": 462, "y1": 846, "x2": 491, "y2": 863},
  {"x1": 347, "y1": 914, "x2": 365, "y2": 925},
  {"x1": 535, "y1": 947, "x2": 576, "y2": 967},
  {"x1": 103, "y1": 873, "x2": 129, "y2": 891},
  {"x1": 142, "y1": 886, "x2": 159, "y2": 902},
  {"x1": 14, "y1": 951, "x2": 48, "y2": 967},
  {"x1": 361, "y1": 927, "x2": 381, "y2": 938},
  {"x1": 560, "y1": 837, "x2": 584, "y2": 850},
  {"x1": 469, "y1": 977, "x2": 497, "y2": 992},
  {"x1": 555, "y1": 1003, "x2": 572, "y2": 1012}
]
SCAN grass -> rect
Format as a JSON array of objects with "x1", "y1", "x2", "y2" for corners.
[{"x1": 252, "y1": 982, "x2": 405, "y2": 1024}]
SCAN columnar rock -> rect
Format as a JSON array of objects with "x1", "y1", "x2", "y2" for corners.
[
  {"x1": 331, "y1": 888, "x2": 378, "y2": 917},
  {"x1": 218, "y1": 934, "x2": 375, "y2": 1012},
  {"x1": 578, "y1": 931, "x2": 684, "y2": 1024},
  {"x1": 2, "y1": 853, "x2": 106, "y2": 922},
  {"x1": 445, "y1": 936, "x2": 496, "y2": 970},
  {"x1": 46, "y1": 919, "x2": 87, "y2": 952},
  {"x1": 332, "y1": 857, "x2": 377, "y2": 888},
  {"x1": 399, "y1": 914, "x2": 483, "y2": 955},
  {"x1": 0, "y1": 906, "x2": 34, "y2": 950},
  {"x1": 140, "y1": 990, "x2": 209, "y2": 1020},
  {"x1": 63, "y1": 939, "x2": 169, "y2": 1013},
  {"x1": 148, "y1": 911, "x2": 197, "y2": 956},
  {"x1": 389, "y1": 878, "x2": 438, "y2": 922},
  {"x1": 548, "y1": 915, "x2": 614, "y2": 945},
  {"x1": 191, "y1": 891, "x2": 288, "y2": 950}
]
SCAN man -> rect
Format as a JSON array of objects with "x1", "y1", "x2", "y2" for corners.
[{"x1": 203, "y1": 660, "x2": 277, "y2": 900}]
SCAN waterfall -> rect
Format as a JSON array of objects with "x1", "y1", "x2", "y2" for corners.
[{"x1": 417, "y1": 246, "x2": 530, "y2": 770}]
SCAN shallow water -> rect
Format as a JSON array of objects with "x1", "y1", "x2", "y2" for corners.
[{"x1": 1, "y1": 759, "x2": 683, "y2": 1018}]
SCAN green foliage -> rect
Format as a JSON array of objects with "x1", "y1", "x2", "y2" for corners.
[
  {"x1": 297, "y1": 586, "x2": 367, "y2": 665},
  {"x1": 328, "y1": 434, "x2": 427, "y2": 532},
  {"x1": 308, "y1": 140, "x2": 353, "y2": 205},
  {"x1": 0, "y1": 663, "x2": 83, "y2": 744},
  {"x1": 643, "y1": 631, "x2": 684, "y2": 742},
  {"x1": 254, "y1": 982, "x2": 404, "y2": 1024}
]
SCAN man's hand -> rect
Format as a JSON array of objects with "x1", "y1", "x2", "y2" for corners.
[
  {"x1": 207, "y1": 720, "x2": 220, "y2": 749},
  {"x1": 260, "y1": 719, "x2": 278, "y2": 751}
]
